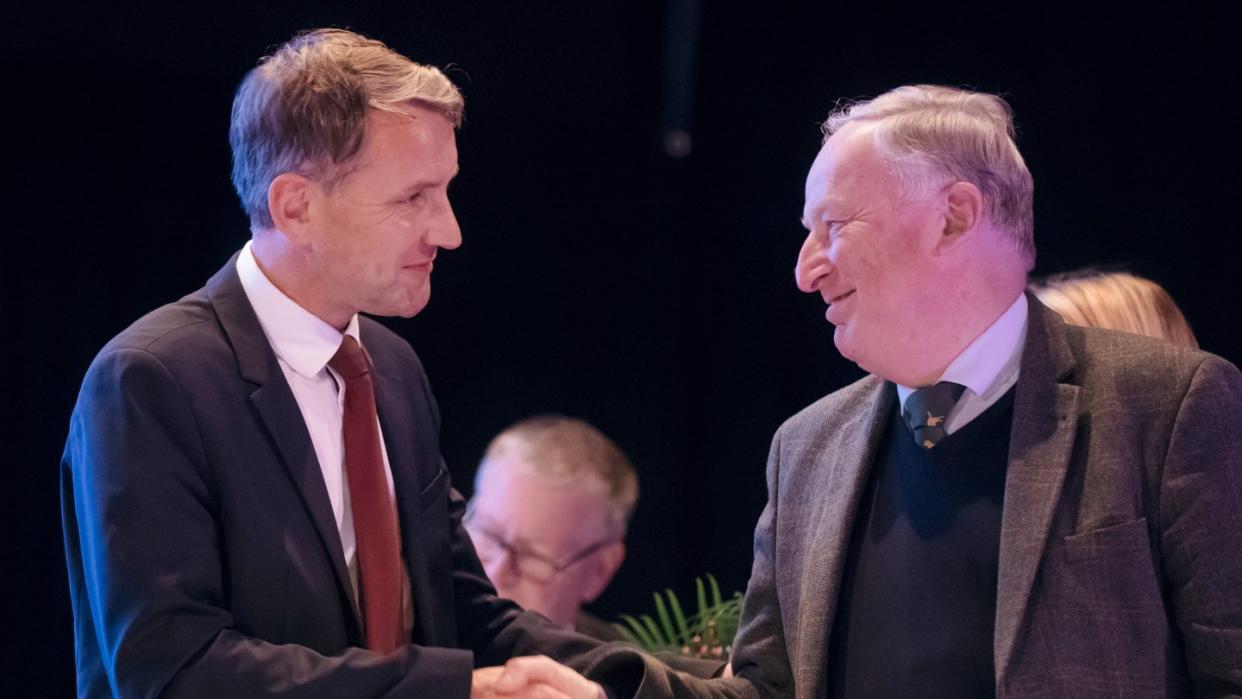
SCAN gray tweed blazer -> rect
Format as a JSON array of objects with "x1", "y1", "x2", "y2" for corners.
[{"x1": 624, "y1": 296, "x2": 1242, "y2": 698}]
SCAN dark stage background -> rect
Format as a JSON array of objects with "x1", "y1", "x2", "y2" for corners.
[{"x1": 5, "y1": 2, "x2": 1239, "y2": 694}]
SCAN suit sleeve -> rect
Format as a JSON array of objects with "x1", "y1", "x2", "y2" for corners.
[
  {"x1": 1158, "y1": 355, "x2": 1242, "y2": 696},
  {"x1": 725, "y1": 427, "x2": 795, "y2": 697},
  {"x1": 62, "y1": 347, "x2": 473, "y2": 698}
]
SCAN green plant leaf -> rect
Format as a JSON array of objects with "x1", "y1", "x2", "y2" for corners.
[
  {"x1": 695, "y1": 577, "x2": 708, "y2": 618},
  {"x1": 611, "y1": 623, "x2": 642, "y2": 646},
  {"x1": 619, "y1": 614, "x2": 657, "y2": 650},
  {"x1": 715, "y1": 595, "x2": 743, "y2": 640},
  {"x1": 612, "y1": 572, "x2": 745, "y2": 658},
  {"x1": 641, "y1": 614, "x2": 668, "y2": 648},
  {"x1": 708, "y1": 573, "x2": 723, "y2": 607},
  {"x1": 653, "y1": 592, "x2": 677, "y2": 645},
  {"x1": 665, "y1": 588, "x2": 690, "y2": 642}
]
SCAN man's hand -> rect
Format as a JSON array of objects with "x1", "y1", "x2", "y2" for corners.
[{"x1": 471, "y1": 656, "x2": 605, "y2": 699}]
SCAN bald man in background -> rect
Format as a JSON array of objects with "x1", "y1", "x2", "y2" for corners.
[{"x1": 467, "y1": 416, "x2": 634, "y2": 640}]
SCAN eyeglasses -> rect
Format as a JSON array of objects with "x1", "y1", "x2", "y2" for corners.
[{"x1": 465, "y1": 506, "x2": 618, "y2": 585}]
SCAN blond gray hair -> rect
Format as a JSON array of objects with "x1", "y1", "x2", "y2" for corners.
[
  {"x1": 230, "y1": 28, "x2": 464, "y2": 228},
  {"x1": 475, "y1": 416, "x2": 639, "y2": 537},
  {"x1": 824, "y1": 85, "x2": 1035, "y2": 269},
  {"x1": 1032, "y1": 270, "x2": 1198, "y2": 349}
]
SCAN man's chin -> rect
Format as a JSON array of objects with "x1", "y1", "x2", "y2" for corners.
[
  {"x1": 832, "y1": 325, "x2": 853, "y2": 358},
  {"x1": 397, "y1": 302, "x2": 429, "y2": 319},
  {"x1": 373, "y1": 290, "x2": 431, "y2": 319},
  {"x1": 833, "y1": 329, "x2": 873, "y2": 372}
]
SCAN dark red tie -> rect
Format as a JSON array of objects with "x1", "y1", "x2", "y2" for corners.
[{"x1": 329, "y1": 335, "x2": 403, "y2": 654}]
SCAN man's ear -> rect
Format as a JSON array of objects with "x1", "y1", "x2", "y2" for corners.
[
  {"x1": 940, "y1": 180, "x2": 984, "y2": 248},
  {"x1": 579, "y1": 542, "x2": 625, "y2": 603},
  {"x1": 267, "y1": 172, "x2": 316, "y2": 243}
]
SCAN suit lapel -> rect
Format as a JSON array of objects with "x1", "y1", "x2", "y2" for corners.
[
  {"x1": 994, "y1": 296, "x2": 1079, "y2": 687},
  {"x1": 205, "y1": 257, "x2": 362, "y2": 638},
  {"x1": 795, "y1": 378, "x2": 893, "y2": 699}
]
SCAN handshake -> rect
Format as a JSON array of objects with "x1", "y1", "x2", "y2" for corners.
[{"x1": 472, "y1": 656, "x2": 605, "y2": 699}]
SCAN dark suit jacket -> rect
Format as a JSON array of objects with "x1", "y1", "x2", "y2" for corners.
[
  {"x1": 622, "y1": 297, "x2": 1242, "y2": 698},
  {"x1": 61, "y1": 258, "x2": 613, "y2": 697}
]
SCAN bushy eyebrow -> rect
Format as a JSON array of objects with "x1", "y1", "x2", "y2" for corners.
[{"x1": 801, "y1": 195, "x2": 830, "y2": 231}]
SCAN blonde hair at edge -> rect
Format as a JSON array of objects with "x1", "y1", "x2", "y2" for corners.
[
  {"x1": 823, "y1": 85, "x2": 1036, "y2": 271},
  {"x1": 1032, "y1": 271, "x2": 1199, "y2": 349},
  {"x1": 476, "y1": 416, "x2": 639, "y2": 539},
  {"x1": 229, "y1": 28, "x2": 464, "y2": 229}
]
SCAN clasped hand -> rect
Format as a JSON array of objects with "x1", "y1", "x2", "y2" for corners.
[{"x1": 472, "y1": 655, "x2": 605, "y2": 699}]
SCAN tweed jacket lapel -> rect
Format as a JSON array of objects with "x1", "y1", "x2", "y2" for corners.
[
  {"x1": 994, "y1": 296, "x2": 1079, "y2": 688},
  {"x1": 794, "y1": 377, "x2": 894, "y2": 699}
]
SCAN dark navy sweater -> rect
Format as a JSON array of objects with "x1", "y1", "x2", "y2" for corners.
[{"x1": 828, "y1": 387, "x2": 1016, "y2": 699}]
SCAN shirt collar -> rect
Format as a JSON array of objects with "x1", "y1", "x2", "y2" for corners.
[
  {"x1": 236, "y1": 241, "x2": 361, "y2": 379},
  {"x1": 896, "y1": 293, "x2": 1028, "y2": 407}
]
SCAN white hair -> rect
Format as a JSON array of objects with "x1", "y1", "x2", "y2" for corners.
[
  {"x1": 475, "y1": 415, "x2": 638, "y2": 537},
  {"x1": 824, "y1": 85, "x2": 1035, "y2": 270}
]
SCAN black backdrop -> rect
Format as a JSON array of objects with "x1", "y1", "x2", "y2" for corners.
[{"x1": 5, "y1": 2, "x2": 1239, "y2": 694}]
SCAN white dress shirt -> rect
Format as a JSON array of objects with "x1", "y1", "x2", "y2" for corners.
[
  {"x1": 236, "y1": 242, "x2": 411, "y2": 631},
  {"x1": 896, "y1": 293, "x2": 1028, "y2": 436}
]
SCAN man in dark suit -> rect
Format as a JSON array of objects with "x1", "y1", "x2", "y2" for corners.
[
  {"x1": 61, "y1": 28, "x2": 621, "y2": 698},
  {"x1": 623, "y1": 86, "x2": 1242, "y2": 697}
]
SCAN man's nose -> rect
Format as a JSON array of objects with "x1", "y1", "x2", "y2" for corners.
[
  {"x1": 428, "y1": 196, "x2": 462, "y2": 250},
  {"x1": 795, "y1": 229, "x2": 832, "y2": 293}
]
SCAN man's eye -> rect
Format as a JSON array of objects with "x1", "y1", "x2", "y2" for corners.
[{"x1": 406, "y1": 192, "x2": 423, "y2": 204}]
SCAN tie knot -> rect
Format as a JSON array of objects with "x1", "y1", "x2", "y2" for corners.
[
  {"x1": 328, "y1": 335, "x2": 370, "y2": 379},
  {"x1": 903, "y1": 381, "x2": 966, "y2": 449}
]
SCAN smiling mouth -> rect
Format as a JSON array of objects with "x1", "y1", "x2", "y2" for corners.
[{"x1": 829, "y1": 290, "x2": 856, "y2": 305}]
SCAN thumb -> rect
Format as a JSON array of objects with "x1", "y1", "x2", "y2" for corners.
[{"x1": 495, "y1": 661, "x2": 527, "y2": 693}]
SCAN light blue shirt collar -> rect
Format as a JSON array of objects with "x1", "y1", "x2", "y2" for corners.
[
  {"x1": 896, "y1": 293, "x2": 1028, "y2": 433},
  {"x1": 235, "y1": 241, "x2": 361, "y2": 380}
]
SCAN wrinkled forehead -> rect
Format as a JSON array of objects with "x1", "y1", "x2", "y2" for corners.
[
  {"x1": 470, "y1": 462, "x2": 615, "y2": 542},
  {"x1": 362, "y1": 104, "x2": 456, "y2": 154},
  {"x1": 476, "y1": 455, "x2": 610, "y2": 501},
  {"x1": 333, "y1": 104, "x2": 458, "y2": 190},
  {"x1": 803, "y1": 123, "x2": 889, "y2": 217}
]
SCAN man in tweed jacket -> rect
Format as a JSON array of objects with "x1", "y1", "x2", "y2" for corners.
[{"x1": 630, "y1": 86, "x2": 1241, "y2": 697}]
